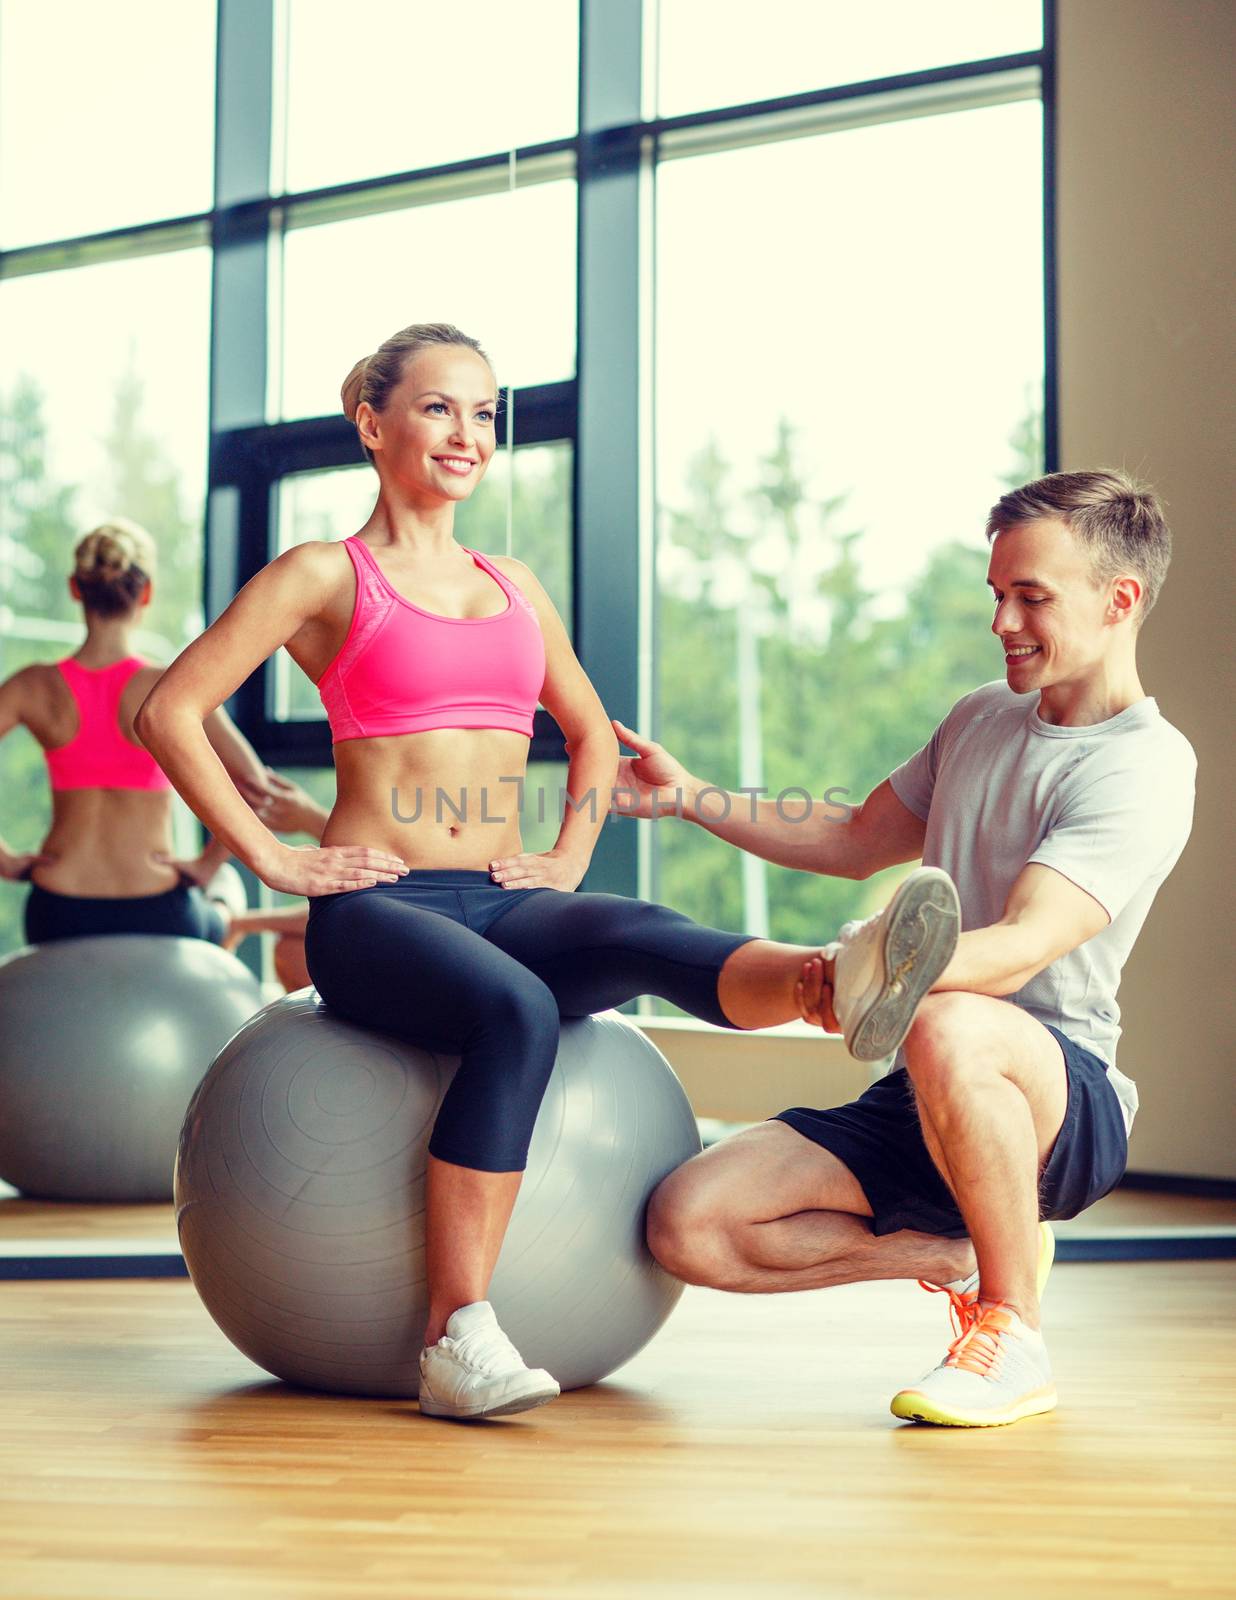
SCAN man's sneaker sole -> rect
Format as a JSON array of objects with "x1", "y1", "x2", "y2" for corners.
[
  {"x1": 890, "y1": 1382, "x2": 1058, "y2": 1428},
  {"x1": 848, "y1": 868, "x2": 961, "y2": 1062},
  {"x1": 418, "y1": 1374, "x2": 561, "y2": 1421}
]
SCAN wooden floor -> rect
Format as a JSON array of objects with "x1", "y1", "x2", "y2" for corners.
[
  {"x1": 0, "y1": 1191, "x2": 178, "y2": 1247},
  {"x1": 2, "y1": 1262, "x2": 1234, "y2": 1600}
]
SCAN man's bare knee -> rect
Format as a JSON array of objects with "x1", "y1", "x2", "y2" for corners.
[
  {"x1": 905, "y1": 991, "x2": 1067, "y2": 1115},
  {"x1": 905, "y1": 991, "x2": 981, "y2": 1057},
  {"x1": 905, "y1": 993, "x2": 1010, "y2": 1098},
  {"x1": 647, "y1": 1161, "x2": 746, "y2": 1288}
]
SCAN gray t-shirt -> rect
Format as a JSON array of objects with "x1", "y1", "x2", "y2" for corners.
[{"x1": 889, "y1": 680, "x2": 1196, "y2": 1132}]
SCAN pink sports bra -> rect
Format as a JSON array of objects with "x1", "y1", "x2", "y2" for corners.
[
  {"x1": 44, "y1": 657, "x2": 172, "y2": 792},
  {"x1": 317, "y1": 538, "x2": 547, "y2": 742}
]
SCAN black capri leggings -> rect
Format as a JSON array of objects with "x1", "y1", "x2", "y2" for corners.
[
  {"x1": 304, "y1": 870, "x2": 755, "y2": 1172},
  {"x1": 24, "y1": 879, "x2": 227, "y2": 946}
]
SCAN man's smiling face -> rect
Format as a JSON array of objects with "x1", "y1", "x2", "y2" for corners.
[{"x1": 987, "y1": 518, "x2": 1118, "y2": 695}]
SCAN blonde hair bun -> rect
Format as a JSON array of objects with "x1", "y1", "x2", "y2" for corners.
[
  {"x1": 71, "y1": 519, "x2": 157, "y2": 618},
  {"x1": 73, "y1": 519, "x2": 157, "y2": 581}
]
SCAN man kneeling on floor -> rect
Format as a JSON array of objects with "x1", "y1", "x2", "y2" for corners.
[{"x1": 615, "y1": 470, "x2": 1196, "y2": 1427}]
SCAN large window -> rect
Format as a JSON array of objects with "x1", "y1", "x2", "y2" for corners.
[
  {"x1": 655, "y1": 0, "x2": 1041, "y2": 115},
  {"x1": 279, "y1": 177, "x2": 577, "y2": 420},
  {"x1": 0, "y1": 2, "x2": 1053, "y2": 966},
  {"x1": 280, "y1": 0, "x2": 579, "y2": 193},
  {"x1": 0, "y1": 251, "x2": 212, "y2": 650},
  {"x1": 650, "y1": 97, "x2": 1045, "y2": 948},
  {"x1": 0, "y1": 0, "x2": 216, "y2": 247}
]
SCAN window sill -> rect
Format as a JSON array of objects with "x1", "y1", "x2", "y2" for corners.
[{"x1": 633, "y1": 1013, "x2": 873, "y2": 1123}]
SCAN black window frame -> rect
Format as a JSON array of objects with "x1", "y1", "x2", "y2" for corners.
[{"x1": 0, "y1": 0, "x2": 1056, "y2": 902}]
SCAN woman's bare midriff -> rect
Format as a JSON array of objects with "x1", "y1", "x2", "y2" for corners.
[
  {"x1": 32, "y1": 789, "x2": 181, "y2": 898},
  {"x1": 325, "y1": 727, "x2": 532, "y2": 870}
]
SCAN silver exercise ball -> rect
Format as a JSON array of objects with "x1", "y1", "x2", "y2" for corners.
[
  {"x1": 175, "y1": 994, "x2": 700, "y2": 1396},
  {"x1": 0, "y1": 936, "x2": 265, "y2": 1202}
]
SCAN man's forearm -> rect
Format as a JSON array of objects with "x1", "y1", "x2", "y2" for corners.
[
  {"x1": 932, "y1": 924, "x2": 1048, "y2": 998},
  {"x1": 667, "y1": 779, "x2": 865, "y2": 878}
]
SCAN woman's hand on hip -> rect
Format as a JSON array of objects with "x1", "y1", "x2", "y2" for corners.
[
  {"x1": 152, "y1": 849, "x2": 219, "y2": 888},
  {"x1": 260, "y1": 844, "x2": 409, "y2": 897},
  {"x1": 489, "y1": 848, "x2": 585, "y2": 892},
  {"x1": 0, "y1": 848, "x2": 55, "y2": 883}
]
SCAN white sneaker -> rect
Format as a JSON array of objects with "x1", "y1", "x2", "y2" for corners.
[
  {"x1": 418, "y1": 1302, "x2": 560, "y2": 1421},
  {"x1": 827, "y1": 866, "x2": 960, "y2": 1061},
  {"x1": 890, "y1": 1303, "x2": 1058, "y2": 1428}
]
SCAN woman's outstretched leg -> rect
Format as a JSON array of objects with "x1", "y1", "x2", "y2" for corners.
[
  {"x1": 715, "y1": 938, "x2": 826, "y2": 1028},
  {"x1": 489, "y1": 867, "x2": 962, "y2": 1064},
  {"x1": 484, "y1": 890, "x2": 820, "y2": 1028}
]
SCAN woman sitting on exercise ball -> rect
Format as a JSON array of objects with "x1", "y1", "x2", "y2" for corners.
[
  {"x1": 0, "y1": 519, "x2": 277, "y2": 945},
  {"x1": 136, "y1": 322, "x2": 956, "y2": 1421}
]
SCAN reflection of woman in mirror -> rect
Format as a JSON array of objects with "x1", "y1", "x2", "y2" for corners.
[
  {"x1": 0, "y1": 521, "x2": 272, "y2": 945},
  {"x1": 138, "y1": 322, "x2": 953, "y2": 1421}
]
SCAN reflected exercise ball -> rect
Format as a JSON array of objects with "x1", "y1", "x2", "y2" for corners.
[
  {"x1": 175, "y1": 995, "x2": 700, "y2": 1395},
  {"x1": 0, "y1": 936, "x2": 265, "y2": 1201},
  {"x1": 203, "y1": 861, "x2": 249, "y2": 921}
]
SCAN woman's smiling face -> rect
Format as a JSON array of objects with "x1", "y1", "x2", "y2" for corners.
[{"x1": 359, "y1": 343, "x2": 498, "y2": 501}]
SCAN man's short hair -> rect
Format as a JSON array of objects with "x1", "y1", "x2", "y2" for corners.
[{"x1": 986, "y1": 469, "x2": 1171, "y2": 620}]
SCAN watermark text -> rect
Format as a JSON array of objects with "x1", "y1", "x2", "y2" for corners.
[{"x1": 389, "y1": 780, "x2": 854, "y2": 827}]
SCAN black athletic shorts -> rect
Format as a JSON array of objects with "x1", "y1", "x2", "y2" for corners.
[{"x1": 774, "y1": 1025, "x2": 1129, "y2": 1239}]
